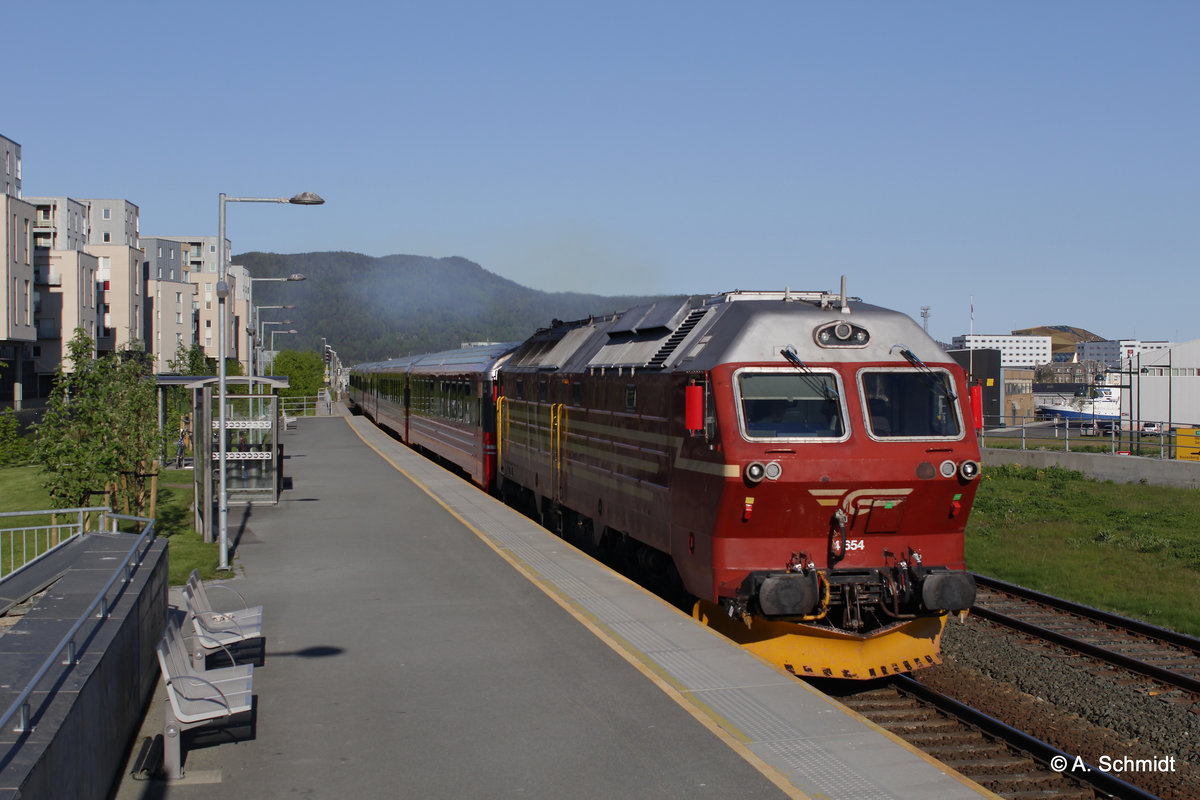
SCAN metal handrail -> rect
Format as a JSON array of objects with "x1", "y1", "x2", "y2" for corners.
[
  {"x1": 0, "y1": 514, "x2": 157, "y2": 734},
  {"x1": 1, "y1": 507, "x2": 111, "y2": 582}
]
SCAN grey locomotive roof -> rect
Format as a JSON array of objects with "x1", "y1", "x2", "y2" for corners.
[{"x1": 504, "y1": 290, "x2": 951, "y2": 375}]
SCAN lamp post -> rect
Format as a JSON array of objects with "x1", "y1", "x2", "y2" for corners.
[
  {"x1": 260, "y1": 319, "x2": 293, "y2": 375},
  {"x1": 248, "y1": 293, "x2": 299, "y2": 391},
  {"x1": 269, "y1": 329, "x2": 299, "y2": 375},
  {"x1": 217, "y1": 192, "x2": 322, "y2": 571}
]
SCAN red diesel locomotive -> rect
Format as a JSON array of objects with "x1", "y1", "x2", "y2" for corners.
[{"x1": 349, "y1": 286, "x2": 981, "y2": 678}]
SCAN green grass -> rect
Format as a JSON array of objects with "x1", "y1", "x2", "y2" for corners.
[
  {"x1": 1, "y1": 464, "x2": 220, "y2": 585},
  {"x1": 966, "y1": 464, "x2": 1200, "y2": 635}
]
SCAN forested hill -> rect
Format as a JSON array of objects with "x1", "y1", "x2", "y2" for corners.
[{"x1": 235, "y1": 251, "x2": 679, "y2": 364}]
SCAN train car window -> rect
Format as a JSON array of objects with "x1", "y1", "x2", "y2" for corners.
[
  {"x1": 625, "y1": 384, "x2": 637, "y2": 412},
  {"x1": 538, "y1": 380, "x2": 548, "y2": 403},
  {"x1": 736, "y1": 371, "x2": 844, "y2": 439},
  {"x1": 859, "y1": 370, "x2": 961, "y2": 438},
  {"x1": 572, "y1": 382, "x2": 582, "y2": 406},
  {"x1": 515, "y1": 379, "x2": 525, "y2": 400}
]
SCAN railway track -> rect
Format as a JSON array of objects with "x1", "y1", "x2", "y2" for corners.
[
  {"x1": 971, "y1": 575, "x2": 1200, "y2": 699},
  {"x1": 829, "y1": 675, "x2": 1158, "y2": 800}
]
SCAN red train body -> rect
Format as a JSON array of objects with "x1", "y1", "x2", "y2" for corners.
[{"x1": 349, "y1": 288, "x2": 981, "y2": 677}]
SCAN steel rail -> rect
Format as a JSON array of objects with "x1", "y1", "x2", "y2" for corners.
[
  {"x1": 895, "y1": 675, "x2": 1161, "y2": 800},
  {"x1": 972, "y1": 575, "x2": 1200, "y2": 695},
  {"x1": 974, "y1": 574, "x2": 1200, "y2": 652}
]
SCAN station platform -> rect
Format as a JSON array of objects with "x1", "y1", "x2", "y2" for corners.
[{"x1": 114, "y1": 412, "x2": 996, "y2": 799}]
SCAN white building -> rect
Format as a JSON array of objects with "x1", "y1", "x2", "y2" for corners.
[
  {"x1": 1078, "y1": 339, "x2": 1174, "y2": 368},
  {"x1": 950, "y1": 334, "x2": 1053, "y2": 368},
  {"x1": 1120, "y1": 340, "x2": 1200, "y2": 428}
]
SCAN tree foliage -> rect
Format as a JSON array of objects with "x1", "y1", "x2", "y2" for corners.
[
  {"x1": 34, "y1": 329, "x2": 160, "y2": 515},
  {"x1": 271, "y1": 350, "x2": 325, "y2": 397},
  {"x1": 0, "y1": 408, "x2": 32, "y2": 466}
]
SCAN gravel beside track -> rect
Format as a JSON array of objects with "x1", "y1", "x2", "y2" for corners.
[{"x1": 918, "y1": 616, "x2": 1199, "y2": 800}]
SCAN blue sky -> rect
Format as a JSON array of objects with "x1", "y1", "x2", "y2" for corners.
[{"x1": 7, "y1": 1, "x2": 1198, "y2": 344}]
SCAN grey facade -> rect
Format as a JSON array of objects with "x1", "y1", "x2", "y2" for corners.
[
  {"x1": 85, "y1": 198, "x2": 140, "y2": 248},
  {"x1": 1, "y1": 133, "x2": 19, "y2": 198}
]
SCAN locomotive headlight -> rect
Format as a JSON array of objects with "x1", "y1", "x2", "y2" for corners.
[
  {"x1": 939, "y1": 460, "x2": 958, "y2": 478},
  {"x1": 764, "y1": 461, "x2": 783, "y2": 481},
  {"x1": 745, "y1": 462, "x2": 766, "y2": 484},
  {"x1": 959, "y1": 460, "x2": 980, "y2": 481},
  {"x1": 814, "y1": 321, "x2": 870, "y2": 348}
]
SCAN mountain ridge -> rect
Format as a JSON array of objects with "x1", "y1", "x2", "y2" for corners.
[{"x1": 235, "y1": 251, "x2": 679, "y2": 363}]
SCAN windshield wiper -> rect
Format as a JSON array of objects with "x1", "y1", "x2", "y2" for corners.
[
  {"x1": 890, "y1": 344, "x2": 958, "y2": 401},
  {"x1": 780, "y1": 346, "x2": 840, "y2": 403}
]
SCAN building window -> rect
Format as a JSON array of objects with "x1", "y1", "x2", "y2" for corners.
[{"x1": 102, "y1": 208, "x2": 111, "y2": 220}]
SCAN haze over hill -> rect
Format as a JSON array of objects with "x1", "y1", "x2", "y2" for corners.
[{"x1": 236, "y1": 252, "x2": 679, "y2": 363}]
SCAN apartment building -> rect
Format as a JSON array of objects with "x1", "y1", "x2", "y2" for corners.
[
  {"x1": 88, "y1": 243, "x2": 144, "y2": 353},
  {"x1": 950, "y1": 333, "x2": 1053, "y2": 368},
  {"x1": 1, "y1": 133, "x2": 19, "y2": 197},
  {"x1": 143, "y1": 237, "x2": 197, "y2": 372},
  {"x1": 153, "y1": 235, "x2": 237, "y2": 364},
  {"x1": 1, "y1": 134, "x2": 35, "y2": 405},
  {"x1": 1078, "y1": 339, "x2": 1175, "y2": 368},
  {"x1": 35, "y1": 248, "x2": 99, "y2": 378},
  {"x1": 87, "y1": 198, "x2": 139, "y2": 248},
  {"x1": 27, "y1": 196, "x2": 90, "y2": 252}
]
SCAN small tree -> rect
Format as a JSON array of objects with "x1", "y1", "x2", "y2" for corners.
[
  {"x1": 271, "y1": 350, "x2": 325, "y2": 397},
  {"x1": 35, "y1": 329, "x2": 160, "y2": 515},
  {"x1": 0, "y1": 408, "x2": 32, "y2": 466}
]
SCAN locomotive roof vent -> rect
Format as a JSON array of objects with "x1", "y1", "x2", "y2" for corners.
[{"x1": 814, "y1": 320, "x2": 870, "y2": 348}]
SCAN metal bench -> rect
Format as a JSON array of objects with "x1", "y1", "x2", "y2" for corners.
[
  {"x1": 183, "y1": 569, "x2": 264, "y2": 668},
  {"x1": 156, "y1": 617, "x2": 254, "y2": 780}
]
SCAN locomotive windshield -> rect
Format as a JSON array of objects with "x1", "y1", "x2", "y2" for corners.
[
  {"x1": 860, "y1": 369, "x2": 961, "y2": 438},
  {"x1": 737, "y1": 371, "x2": 845, "y2": 439}
]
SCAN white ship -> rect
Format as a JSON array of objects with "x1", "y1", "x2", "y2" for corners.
[{"x1": 1037, "y1": 387, "x2": 1122, "y2": 422}]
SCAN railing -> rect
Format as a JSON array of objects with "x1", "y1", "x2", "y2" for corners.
[
  {"x1": 280, "y1": 390, "x2": 334, "y2": 418},
  {"x1": 980, "y1": 416, "x2": 1184, "y2": 459},
  {"x1": 0, "y1": 511, "x2": 157, "y2": 734},
  {"x1": 0, "y1": 506, "x2": 110, "y2": 581}
]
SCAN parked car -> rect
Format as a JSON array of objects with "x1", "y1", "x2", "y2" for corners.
[
  {"x1": 1141, "y1": 422, "x2": 1161, "y2": 435},
  {"x1": 1080, "y1": 422, "x2": 1100, "y2": 436}
]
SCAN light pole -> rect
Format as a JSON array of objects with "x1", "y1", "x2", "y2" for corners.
[
  {"x1": 217, "y1": 192, "x2": 322, "y2": 571},
  {"x1": 269, "y1": 329, "x2": 299, "y2": 375},
  {"x1": 249, "y1": 294, "x2": 299, "y2": 390},
  {"x1": 260, "y1": 319, "x2": 293, "y2": 375}
]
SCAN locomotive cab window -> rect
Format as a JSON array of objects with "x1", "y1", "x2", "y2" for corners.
[
  {"x1": 859, "y1": 369, "x2": 962, "y2": 439},
  {"x1": 736, "y1": 370, "x2": 845, "y2": 440}
]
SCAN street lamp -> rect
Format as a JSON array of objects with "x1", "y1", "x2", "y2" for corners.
[
  {"x1": 248, "y1": 297, "x2": 298, "y2": 391},
  {"x1": 269, "y1": 329, "x2": 299, "y2": 375},
  {"x1": 217, "y1": 192, "x2": 323, "y2": 571},
  {"x1": 260, "y1": 319, "x2": 293, "y2": 374}
]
